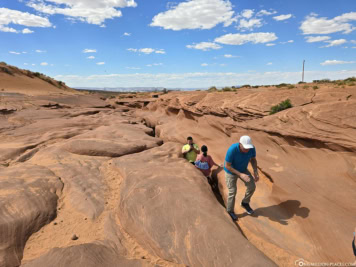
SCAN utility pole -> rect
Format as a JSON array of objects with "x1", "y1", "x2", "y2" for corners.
[{"x1": 302, "y1": 60, "x2": 305, "y2": 82}]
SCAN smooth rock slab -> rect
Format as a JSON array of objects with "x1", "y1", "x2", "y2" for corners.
[
  {"x1": 22, "y1": 243, "x2": 143, "y2": 267},
  {"x1": 112, "y1": 142, "x2": 276, "y2": 267},
  {"x1": 0, "y1": 164, "x2": 63, "y2": 267}
]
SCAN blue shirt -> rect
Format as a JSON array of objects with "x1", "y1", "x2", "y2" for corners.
[{"x1": 224, "y1": 143, "x2": 256, "y2": 174}]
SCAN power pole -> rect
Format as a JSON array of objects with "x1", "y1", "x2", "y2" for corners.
[{"x1": 302, "y1": 60, "x2": 305, "y2": 82}]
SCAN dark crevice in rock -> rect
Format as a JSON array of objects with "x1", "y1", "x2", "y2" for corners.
[{"x1": 0, "y1": 108, "x2": 16, "y2": 115}]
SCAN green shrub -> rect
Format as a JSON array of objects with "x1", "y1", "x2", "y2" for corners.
[
  {"x1": 240, "y1": 84, "x2": 251, "y2": 88},
  {"x1": 313, "y1": 86, "x2": 319, "y2": 90},
  {"x1": 276, "y1": 83, "x2": 289, "y2": 88},
  {"x1": 0, "y1": 67, "x2": 13, "y2": 75},
  {"x1": 298, "y1": 81, "x2": 306, "y2": 84},
  {"x1": 208, "y1": 86, "x2": 217, "y2": 92},
  {"x1": 348, "y1": 82, "x2": 355, "y2": 86},
  {"x1": 303, "y1": 85, "x2": 309, "y2": 89},
  {"x1": 222, "y1": 87, "x2": 233, "y2": 91},
  {"x1": 287, "y1": 85, "x2": 295, "y2": 89},
  {"x1": 270, "y1": 99, "x2": 292, "y2": 115},
  {"x1": 313, "y1": 79, "x2": 331, "y2": 83},
  {"x1": 252, "y1": 85, "x2": 259, "y2": 88},
  {"x1": 344, "y1": 77, "x2": 356, "y2": 83}
]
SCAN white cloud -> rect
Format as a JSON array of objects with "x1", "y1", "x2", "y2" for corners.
[
  {"x1": 27, "y1": 0, "x2": 137, "y2": 25},
  {"x1": 150, "y1": 0, "x2": 236, "y2": 30},
  {"x1": 215, "y1": 32, "x2": 278, "y2": 45},
  {"x1": 123, "y1": 32, "x2": 131, "y2": 36},
  {"x1": 127, "y1": 48, "x2": 165, "y2": 54},
  {"x1": 36, "y1": 49, "x2": 47, "y2": 53},
  {"x1": 267, "y1": 62, "x2": 273, "y2": 65},
  {"x1": 155, "y1": 49, "x2": 166, "y2": 54},
  {"x1": 139, "y1": 48, "x2": 155, "y2": 54},
  {"x1": 40, "y1": 62, "x2": 48, "y2": 66},
  {"x1": 22, "y1": 28, "x2": 34, "y2": 34},
  {"x1": 237, "y1": 18, "x2": 263, "y2": 31},
  {"x1": 350, "y1": 40, "x2": 356, "y2": 44},
  {"x1": 201, "y1": 63, "x2": 208, "y2": 67},
  {"x1": 266, "y1": 43, "x2": 275, "y2": 46},
  {"x1": 305, "y1": 36, "x2": 331, "y2": 43},
  {"x1": 241, "y1": 9, "x2": 254, "y2": 19},
  {"x1": 280, "y1": 40, "x2": 294, "y2": 44},
  {"x1": 55, "y1": 70, "x2": 356, "y2": 88},
  {"x1": 273, "y1": 14, "x2": 292, "y2": 21},
  {"x1": 224, "y1": 54, "x2": 238, "y2": 58},
  {"x1": 256, "y1": 10, "x2": 277, "y2": 16},
  {"x1": 0, "y1": 25, "x2": 18, "y2": 33},
  {"x1": 0, "y1": 7, "x2": 52, "y2": 33},
  {"x1": 32, "y1": 64, "x2": 36, "y2": 66},
  {"x1": 87, "y1": 56, "x2": 95, "y2": 59},
  {"x1": 24, "y1": 63, "x2": 29, "y2": 65},
  {"x1": 320, "y1": 60, "x2": 355, "y2": 66},
  {"x1": 9, "y1": 51, "x2": 21, "y2": 55},
  {"x1": 322, "y1": 39, "x2": 347, "y2": 47},
  {"x1": 147, "y1": 63, "x2": 163, "y2": 67},
  {"x1": 300, "y1": 12, "x2": 356, "y2": 35},
  {"x1": 83, "y1": 49, "x2": 96, "y2": 53},
  {"x1": 186, "y1": 42, "x2": 222, "y2": 51},
  {"x1": 96, "y1": 62, "x2": 105, "y2": 65},
  {"x1": 126, "y1": 67, "x2": 141, "y2": 70}
]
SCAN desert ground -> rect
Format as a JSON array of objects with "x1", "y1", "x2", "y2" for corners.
[{"x1": 0, "y1": 63, "x2": 355, "y2": 266}]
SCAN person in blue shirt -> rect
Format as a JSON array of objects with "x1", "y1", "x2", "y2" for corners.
[{"x1": 224, "y1": 135, "x2": 259, "y2": 221}]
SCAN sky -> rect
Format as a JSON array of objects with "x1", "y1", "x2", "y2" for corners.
[{"x1": 0, "y1": 0, "x2": 355, "y2": 88}]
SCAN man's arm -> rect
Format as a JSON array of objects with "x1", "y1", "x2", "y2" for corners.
[
  {"x1": 225, "y1": 162, "x2": 250, "y2": 182},
  {"x1": 193, "y1": 144, "x2": 200, "y2": 154},
  {"x1": 182, "y1": 145, "x2": 189, "y2": 155},
  {"x1": 250, "y1": 157, "x2": 259, "y2": 182}
]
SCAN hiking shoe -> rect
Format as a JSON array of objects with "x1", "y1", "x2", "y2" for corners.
[
  {"x1": 241, "y1": 202, "x2": 254, "y2": 215},
  {"x1": 228, "y1": 212, "x2": 238, "y2": 221}
]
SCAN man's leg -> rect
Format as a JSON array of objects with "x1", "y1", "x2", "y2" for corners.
[
  {"x1": 240, "y1": 170, "x2": 256, "y2": 204},
  {"x1": 225, "y1": 172, "x2": 238, "y2": 212}
]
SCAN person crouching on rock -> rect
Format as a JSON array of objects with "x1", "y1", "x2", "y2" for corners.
[
  {"x1": 195, "y1": 145, "x2": 222, "y2": 188},
  {"x1": 182, "y1": 136, "x2": 200, "y2": 165},
  {"x1": 224, "y1": 135, "x2": 259, "y2": 221}
]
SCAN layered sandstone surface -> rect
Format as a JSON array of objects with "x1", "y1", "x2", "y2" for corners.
[{"x1": 0, "y1": 78, "x2": 355, "y2": 266}]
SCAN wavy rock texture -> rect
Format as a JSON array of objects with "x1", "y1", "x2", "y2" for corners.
[
  {"x1": 0, "y1": 83, "x2": 355, "y2": 266},
  {"x1": 136, "y1": 85, "x2": 356, "y2": 264}
]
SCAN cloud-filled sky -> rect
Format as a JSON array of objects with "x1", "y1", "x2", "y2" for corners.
[{"x1": 1, "y1": 0, "x2": 355, "y2": 88}]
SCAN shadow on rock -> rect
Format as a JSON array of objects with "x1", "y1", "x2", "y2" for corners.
[
  {"x1": 240, "y1": 200, "x2": 310, "y2": 225},
  {"x1": 211, "y1": 167, "x2": 225, "y2": 208}
]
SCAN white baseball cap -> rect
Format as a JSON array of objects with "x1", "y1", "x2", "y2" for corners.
[{"x1": 239, "y1": 135, "x2": 254, "y2": 149}]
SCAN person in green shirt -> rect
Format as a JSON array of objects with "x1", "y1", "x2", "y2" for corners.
[{"x1": 182, "y1": 136, "x2": 200, "y2": 164}]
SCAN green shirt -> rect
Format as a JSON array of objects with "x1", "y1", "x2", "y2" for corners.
[{"x1": 182, "y1": 144, "x2": 199, "y2": 162}]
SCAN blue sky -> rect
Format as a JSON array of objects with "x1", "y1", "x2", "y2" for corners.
[{"x1": 0, "y1": 0, "x2": 355, "y2": 88}]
